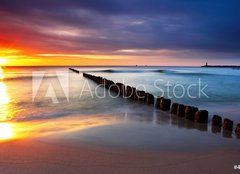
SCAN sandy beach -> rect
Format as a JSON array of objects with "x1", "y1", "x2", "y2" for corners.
[{"x1": 0, "y1": 137, "x2": 239, "y2": 174}]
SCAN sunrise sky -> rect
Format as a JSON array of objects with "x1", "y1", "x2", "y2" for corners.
[{"x1": 0, "y1": 0, "x2": 240, "y2": 66}]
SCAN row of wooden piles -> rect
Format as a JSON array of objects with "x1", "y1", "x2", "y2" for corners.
[{"x1": 81, "y1": 71, "x2": 240, "y2": 137}]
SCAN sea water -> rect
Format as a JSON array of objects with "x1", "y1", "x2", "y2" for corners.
[{"x1": 0, "y1": 66, "x2": 240, "y2": 150}]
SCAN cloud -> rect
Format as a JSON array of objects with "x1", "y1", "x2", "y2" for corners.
[{"x1": 0, "y1": 0, "x2": 240, "y2": 64}]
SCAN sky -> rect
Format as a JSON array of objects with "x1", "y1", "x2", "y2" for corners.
[{"x1": 0, "y1": 0, "x2": 240, "y2": 66}]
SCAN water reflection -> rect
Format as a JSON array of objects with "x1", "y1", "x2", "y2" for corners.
[
  {"x1": 0, "y1": 70, "x2": 15, "y2": 141},
  {"x1": 0, "y1": 82, "x2": 10, "y2": 104},
  {"x1": 212, "y1": 126, "x2": 221, "y2": 134},
  {"x1": 223, "y1": 130, "x2": 232, "y2": 138},
  {"x1": 0, "y1": 82, "x2": 10, "y2": 121},
  {"x1": 123, "y1": 107, "x2": 238, "y2": 139},
  {"x1": 0, "y1": 67, "x2": 3, "y2": 79},
  {"x1": 0, "y1": 115, "x2": 118, "y2": 142},
  {"x1": 169, "y1": 114, "x2": 208, "y2": 131},
  {"x1": 0, "y1": 123, "x2": 14, "y2": 140}
]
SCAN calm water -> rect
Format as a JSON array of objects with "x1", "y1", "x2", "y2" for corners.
[{"x1": 0, "y1": 66, "x2": 239, "y2": 150}]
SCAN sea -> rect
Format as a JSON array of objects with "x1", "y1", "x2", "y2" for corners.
[{"x1": 0, "y1": 66, "x2": 240, "y2": 150}]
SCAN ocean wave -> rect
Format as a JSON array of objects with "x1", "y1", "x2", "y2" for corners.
[
  {"x1": 85, "y1": 69, "x2": 211, "y2": 76},
  {"x1": 11, "y1": 111, "x2": 81, "y2": 122},
  {"x1": 2, "y1": 75, "x2": 57, "y2": 81},
  {"x1": 166, "y1": 70, "x2": 212, "y2": 76},
  {"x1": 87, "y1": 69, "x2": 167, "y2": 73}
]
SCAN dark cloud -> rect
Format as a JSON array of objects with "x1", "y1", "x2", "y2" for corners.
[{"x1": 0, "y1": 0, "x2": 240, "y2": 60}]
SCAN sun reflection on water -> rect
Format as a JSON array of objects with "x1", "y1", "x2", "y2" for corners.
[
  {"x1": 0, "y1": 70, "x2": 14, "y2": 141},
  {"x1": 0, "y1": 81, "x2": 11, "y2": 123},
  {"x1": 0, "y1": 68, "x2": 117, "y2": 141},
  {"x1": 0, "y1": 67, "x2": 3, "y2": 79},
  {"x1": 0, "y1": 122, "x2": 27, "y2": 141},
  {"x1": 0, "y1": 67, "x2": 121, "y2": 142},
  {"x1": 0, "y1": 123, "x2": 14, "y2": 140},
  {"x1": 0, "y1": 116, "x2": 116, "y2": 142},
  {"x1": 0, "y1": 82, "x2": 10, "y2": 105}
]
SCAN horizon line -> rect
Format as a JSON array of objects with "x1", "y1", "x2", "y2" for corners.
[{"x1": 1, "y1": 65, "x2": 202, "y2": 67}]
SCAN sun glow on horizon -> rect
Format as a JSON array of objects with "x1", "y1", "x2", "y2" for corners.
[{"x1": 0, "y1": 48, "x2": 210, "y2": 66}]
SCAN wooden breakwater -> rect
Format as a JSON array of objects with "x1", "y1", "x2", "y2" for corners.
[
  {"x1": 82, "y1": 72, "x2": 240, "y2": 138},
  {"x1": 69, "y1": 68, "x2": 80, "y2": 74}
]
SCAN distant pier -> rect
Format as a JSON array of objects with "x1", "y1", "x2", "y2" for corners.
[{"x1": 202, "y1": 63, "x2": 240, "y2": 68}]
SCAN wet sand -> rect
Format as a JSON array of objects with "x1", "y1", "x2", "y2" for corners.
[
  {"x1": 0, "y1": 110, "x2": 239, "y2": 174},
  {"x1": 0, "y1": 137, "x2": 239, "y2": 174}
]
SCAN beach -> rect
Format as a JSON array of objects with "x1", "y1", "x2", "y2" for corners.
[
  {"x1": 0, "y1": 132, "x2": 239, "y2": 174},
  {"x1": 0, "y1": 111, "x2": 239, "y2": 174}
]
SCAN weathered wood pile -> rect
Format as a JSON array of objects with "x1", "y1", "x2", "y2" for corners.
[{"x1": 69, "y1": 68, "x2": 80, "y2": 74}]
